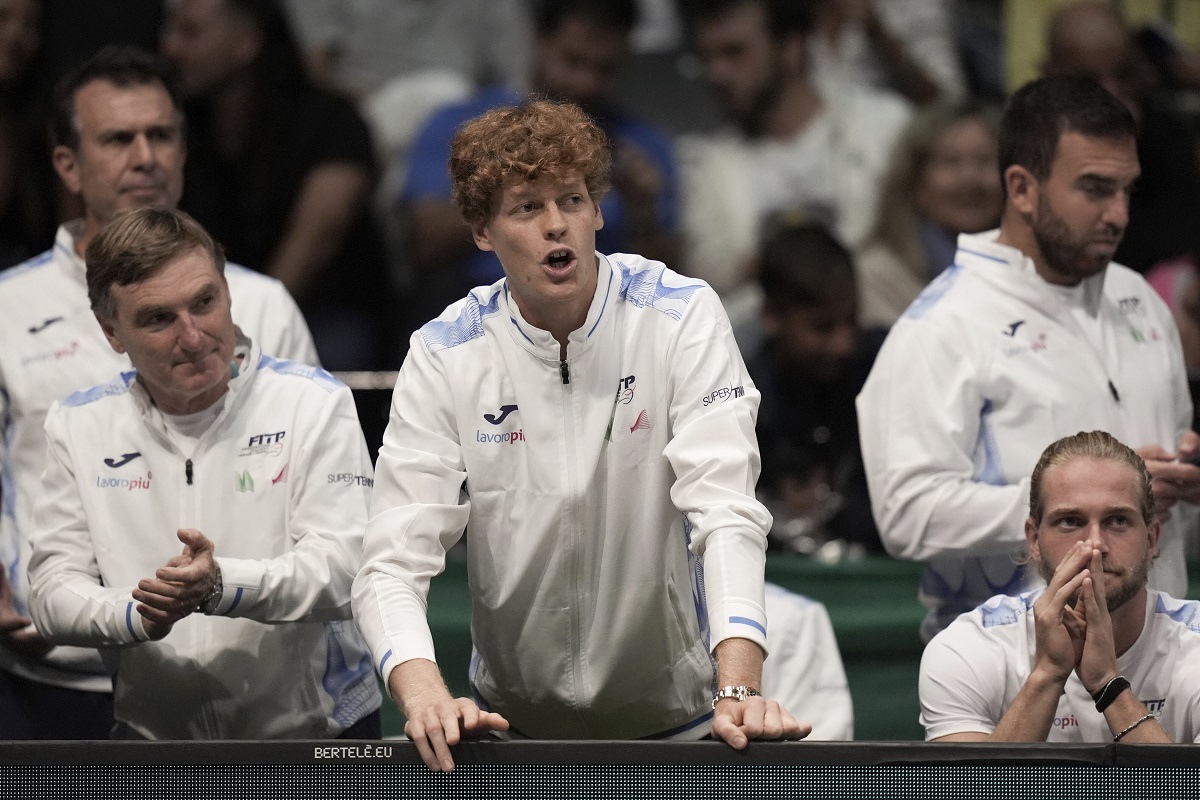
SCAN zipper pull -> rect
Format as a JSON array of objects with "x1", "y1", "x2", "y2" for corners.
[
  {"x1": 185, "y1": 459, "x2": 194, "y2": 485},
  {"x1": 1108, "y1": 380, "x2": 1120, "y2": 402},
  {"x1": 560, "y1": 360, "x2": 570, "y2": 385}
]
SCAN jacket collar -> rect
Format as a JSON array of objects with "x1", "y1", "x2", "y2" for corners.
[
  {"x1": 54, "y1": 221, "x2": 89, "y2": 291},
  {"x1": 955, "y1": 229, "x2": 1108, "y2": 316},
  {"x1": 130, "y1": 327, "x2": 260, "y2": 446},
  {"x1": 501, "y1": 252, "x2": 617, "y2": 359}
]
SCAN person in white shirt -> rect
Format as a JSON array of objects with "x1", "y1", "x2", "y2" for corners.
[
  {"x1": 857, "y1": 75, "x2": 1200, "y2": 642},
  {"x1": 920, "y1": 430, "x2": 1200, "y2": 743},
  {"x1": 0, "y1": 46, "x2": 317, "y2": 739},
  {"x1": 678, "y1": 0, "x2": 911, "y2": 320},
  {"x1": 27, "y1": 207, "x2": 379, "y2": 739},
  {"x1": 353, "y1": 99, "x2": 808, "y2": 772},
  {"x1": 762, "y1": 583, "x2": 854, "y2": 740}
]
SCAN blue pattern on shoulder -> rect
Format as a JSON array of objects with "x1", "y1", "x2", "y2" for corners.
[
  {"x1": 616, "y1": 260, "x2": 703, "y2": 321},
  {"x1": 420, "y1": 288, "x2": 502, "y2": 352},
  {"x1": 978, "y1": 592, "x2": 1035, "y2": 628},
  {"x1": 0, "y1": 249, "x2": 54, "y2": 284},
  {"x1": 903, "y1": 264, "x2": 961, "y2": 320},
  {"x1": 1156, "y1": 594, "x2": 1200, "y2": 635},
  {"x1": 61, "y1": 371, "x2": 136, "y2": 407},
  {"x1": 259, "y1": 355, "x2": 343, "y2": 394}
]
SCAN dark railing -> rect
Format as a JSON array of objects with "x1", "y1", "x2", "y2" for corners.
[{"x1": 2, "y1": 740, "x2": 1199, "y2": 799}]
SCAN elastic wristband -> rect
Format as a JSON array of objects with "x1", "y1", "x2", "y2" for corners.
[{"x1": 1092, "y1": 675, "x2": 1130, "y2": 713}]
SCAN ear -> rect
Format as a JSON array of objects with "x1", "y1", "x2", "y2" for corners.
[
  {"x1": 1024, "y1": 517, "x2": 1041, "y2": 562},
  {"x1": 1147, "y1": 516, "x2": 1161, "y2": 560},
  {"x1": 593, "y1": 200, "x2": 604, "y2": 231},
  {"x1": 95, "y1": 312, "x2": 126, "y2": 354},
  {"x1": 471, "y1": 220, "x2": 494, "y2": 253},
  {"x1": 1004, "y1": 164, "x2": 1039, "y2": 217},
  {"x1": 52, "y1": 145, "x2": 82, "y2": 195}
]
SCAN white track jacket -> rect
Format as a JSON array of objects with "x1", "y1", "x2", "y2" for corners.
[
  {"x1": 858, "y1": 230, "x2": 1193, "y2": 639},
  {"x1": 354, "y1": 253, "x2": 771, "y2": 739},
  {"x1": 0, "y1": 222, "x2": 318, "y2": 692},
  {"x1": 27, "y1": 336, "x2": 379, "y2": 739}
]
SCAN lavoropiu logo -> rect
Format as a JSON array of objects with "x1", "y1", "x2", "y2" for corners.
[
  {"x1": 476, "y1": 428, "x2": 525, "y2": 444},
  {"x1": 95, "y1": 471, "x2": 153, "y2": 491}
]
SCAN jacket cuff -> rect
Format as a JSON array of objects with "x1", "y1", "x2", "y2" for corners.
[{"x1": 204, "y1": 557, "x2": 256, "y2": 617}]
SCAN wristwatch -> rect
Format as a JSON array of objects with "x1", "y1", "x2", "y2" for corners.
[
  {"x1": 711, "y1": 685, "x2": 761, "y2": 710},
  {"x1": 198, "y1": 565, "x2": 223, "y2": 615}
]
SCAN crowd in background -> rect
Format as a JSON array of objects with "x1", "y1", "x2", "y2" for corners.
[{"x1": 1, "y1": 0, "x2": 1199, "y2": 560}]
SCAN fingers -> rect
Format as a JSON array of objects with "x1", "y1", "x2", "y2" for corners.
[
  {"x1": 1087, "y1": 547, "x2": 1108, "y2": 615},
  {"x1": 711, "y1": 705, "x2": 749, "y2": 750},
  {"x1": 404, "y1": 698, "x2": 503, "y2": 772},
  {"x1": 712, "y1": 698, "x2": 811, "y2": 749},
  {"x1": 176, "y1": 528, "x2": 215, "y2": 558},
  {"x1": 458, "y1": 702, "x2": 510, "y2": 736}
]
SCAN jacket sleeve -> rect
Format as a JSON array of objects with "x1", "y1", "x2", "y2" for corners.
[
  {"x1": 209, "y1": 383, "x2": 371, "y2": 622},
  {"x1": 352, "y1": 334, "x2": 469, "y2": 686},
  {"x1": 857, "y1": 317, "x2": 1030, "y2": 562},
  {"x1": 27, "y1": 404, "x2": 151, "y2": 646},
  {"x1": 661, "y1": 286, "x2": 771, "y2": 654}
]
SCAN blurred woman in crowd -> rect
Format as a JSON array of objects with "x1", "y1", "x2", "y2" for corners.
[
  {"x1": 856, "y1": 102, "x2": 1002, "y2": 329},
  {"x1": 0, "y1": 0, "x2": 54, "y2": 268}
]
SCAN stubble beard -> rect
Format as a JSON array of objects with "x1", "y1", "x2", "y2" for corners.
[
  {"x1": 1037, "y1": 552, "x2": 1150, "y2": 613},
  {"x1": 1030, "y1": 192, "x2": 1117, "y2": 284}
]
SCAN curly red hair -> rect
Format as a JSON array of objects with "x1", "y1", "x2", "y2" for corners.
[{"x1": 449, "y1": 99, "x2": 611, "y2": 226}]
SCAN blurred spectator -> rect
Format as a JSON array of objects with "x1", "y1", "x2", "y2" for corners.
[
  {"x1": 857, "y1": 102, "x2": 1002, "y2": 330},
  {"x1": 808, "y1": 0, "x2": 965, "y2": 105},
  {"x1": 400, "y1": 0, "x2": 679, "y2": 331},
  {"x1": 1147, "y1": 250, "x2": 1200, "y2": 434},
  {"x1": 954, "y1": 0, "x2": 1005, "y2": 101},
  {"x1": 762, "y1": 583, "x2": 854, "y2": 740},
  {"x1": 747, "y1": 217, "x2": 884, "y2": 557},
  {"x1": 677, "y1": 0, "x2": 911, "y2": 326},
  {"x1": 282, "y1": 0, "x2": 531, "y2": 103},
  {"x1": 0, "y1": 0, "x2": 55, "y2": 268},
  {"x1": 162, "y1": 0, "x2": 393, "y2": 369},
  {"x1": 1042, "y1": 0, "x2": 1200, "y2": 273}
]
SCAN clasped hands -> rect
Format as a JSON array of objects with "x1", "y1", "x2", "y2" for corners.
[
  {"x1": 130, "y1": 528, "x2": 219, "y2": 641},
  {"x1": 1032, "y1": 539, "x2": 1120, "y2": 696}
]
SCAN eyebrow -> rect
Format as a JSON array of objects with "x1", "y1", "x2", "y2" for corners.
[
  {"x1": 130, "y1": 282, "x2": 219, "y2": 325},
  {"x1": 1047, "y1": 504, "x2": 1138, "y2": 518}
]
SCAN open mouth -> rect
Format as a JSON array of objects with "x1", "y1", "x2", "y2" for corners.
[{"x1": 547, "y1": 250, "x2": 571, "y2": 269}]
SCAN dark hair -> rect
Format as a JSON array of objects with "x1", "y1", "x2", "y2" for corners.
[
  {"x1": 86, "y1": 207, "x2": 225, "y2": 319},
  {"x1": 51, "y1": 45, "x2": 181, "y2": 152},
  {"x1": 224, "y1": 0, "x2": 308, "y2": 98},
  {"x1": 757, "y1": 215, "x2": 855, "y2": 312},
  {"x1": 533, "y1": 0, "x2": 639, "y2": 36},
  {"x1": 685, "y1": 0, "x2": 814, "y2": 39},
  {"x1": 450, "y1": 100, "x2": 611, "y2": 226},
  {"x1": 1028, "y1": 430, "x2": 1154, "y2": 526},
  {"x1": 997, "y1": 75, "x2": 1138, "y2": 184}
]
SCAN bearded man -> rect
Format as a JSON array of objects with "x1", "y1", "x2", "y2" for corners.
[
  {"x1": 918, "y1": 430, "x2": 1200, "y2": 743},
  {"x1": 857, "y1": 75, "x2": 1200, "y2": 641}
]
